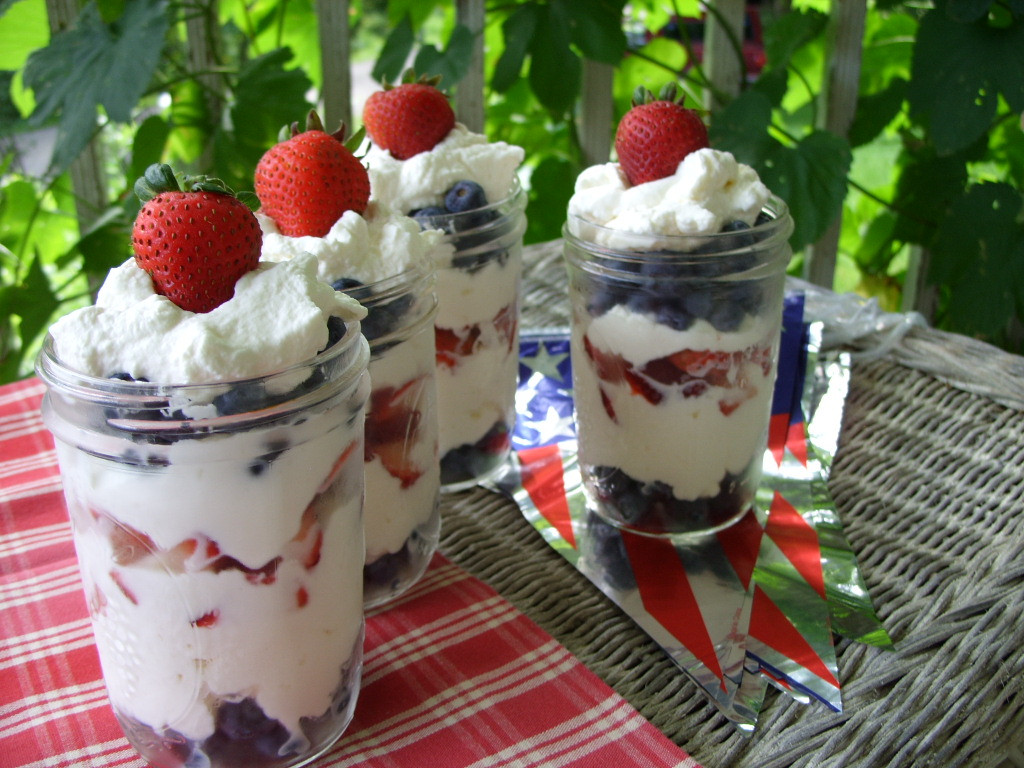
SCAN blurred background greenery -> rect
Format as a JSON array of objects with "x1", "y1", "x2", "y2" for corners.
[{"x1": 1, "y1": 0, "x2": 1022, "y2": 384}]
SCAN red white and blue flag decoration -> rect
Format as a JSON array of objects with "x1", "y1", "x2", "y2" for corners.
[{"x1": 490, "y1": 293, "x2": 891, "y2": 729}]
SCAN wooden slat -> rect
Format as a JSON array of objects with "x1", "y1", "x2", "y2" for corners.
[
  {"x1": 318, "y1": 0, "x2": 352, "y2": 133},
  {"x1": 455, "y1": 0, "x2": 485, "y2": 133},
  {"x1": 703, "y1": 0, "x2": 746, "y2": 109},
  {"x1": 580, "y1": 60, "x2": 614, "y2": 166},
  {"x1": 803, "y1": 0, "x2": 866, "y2": 290}
]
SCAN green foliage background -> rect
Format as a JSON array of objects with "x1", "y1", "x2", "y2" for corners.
[{"x1": 1, "y1": 0, "x2": 1023, "y2": 384}]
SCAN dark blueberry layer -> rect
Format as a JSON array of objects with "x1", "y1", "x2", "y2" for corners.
[
  {"x1": 585, "y1": 219, "x2": 773, "y2": 333},
  {"x1": 589, "y1": 464, "x2": 753, "y2": 535},
  {"x1": 439, "y1": 420, "x2": 511, "y2": 486}
]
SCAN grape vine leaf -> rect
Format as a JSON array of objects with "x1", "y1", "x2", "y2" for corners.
[
  {"x1": 22, "y1": 0, "x2": 168, "y2": 173},
  {"x1": 930, "y1": 182, "x2": 1024, "y2": 341},
  {"x1": 528, "y1": 2, "x2": 581, "y2": 116},
  {"x1": 907, "y1": 0, "x2": 1024, "y2": 155},
  {"x1": 493, "y1": 4, "x2": 539, "y2": 93}
]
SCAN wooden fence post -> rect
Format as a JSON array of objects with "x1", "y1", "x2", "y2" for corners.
[
  {"x1": 802, "y1": 0, "x2": 866, "y2": 289},
  {"x1": 318, "y1": 0, "x2": 352, "y2": 133},
  {"x1": 455, "y1": 0, "x2": 486, "y2": 133},
  {"x1": 579, "y1": 60, "x2": 614, "y2": 167}
]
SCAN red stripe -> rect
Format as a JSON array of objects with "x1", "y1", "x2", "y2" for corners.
[
  {"x1": 750, "y1": 585, "x2": 839, "y2": 688},
  {"x1": 768, "y1": 412, "x2": 789, "y2": 465},
  {"x1": 621, "y1": 532, "x2": 725, "y2": 688},
  {"x1": 716, "y1": 508, "x2": 763, "y2": 591},
  {"x1": 518, "y1": 445, "x2": 577, "y2": 550},
  {"x1": 787, "y1": 419, "x2": 808, "y2": 466},
  {"x1": 765, "y1": 492, "x2": 825, "y2": 600}
]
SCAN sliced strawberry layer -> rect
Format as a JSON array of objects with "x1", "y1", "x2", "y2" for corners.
[
  {"x1": 435, "y1": 304, "x2": 517, "y2": 369},
  {"x1": 365, "y1": 376, "x2": 429, "y2": 488},
  {"x1": 583, "y1": 332, "x2": 772, "y2": 416}
]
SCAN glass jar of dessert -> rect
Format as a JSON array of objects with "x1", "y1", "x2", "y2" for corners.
[
  {"x1": 332, "y1": 259, "x2": 441, "y2": 607},
  {"x1": 413, "y1": 181, "x2": 528, "y2": 490},
  {"x1": 37, "y1": 316, "x2": 371, "y2": 768},
  {"x1": 564, "y1": 196, "x2": 793, "y2": 537}
]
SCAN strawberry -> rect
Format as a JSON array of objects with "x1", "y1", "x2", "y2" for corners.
[
  {"x1": 362, "y1": 71, "x2": 456, "y2": 160},
  {"x1": 614, "y1": 84, "x2": 710, "y2": 187},
  {"x1": 255, "y1": 110, "x2": 370, "y2": 237},
  {"x1": 132, "y1": 163, "x2": 261, "y2": 314}
]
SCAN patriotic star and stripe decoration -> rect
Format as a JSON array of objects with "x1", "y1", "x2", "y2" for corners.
[{"x1": 490, "y1": 294, "x2": 891, "y2": 728}]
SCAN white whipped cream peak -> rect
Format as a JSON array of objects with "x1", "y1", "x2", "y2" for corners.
[
  {"x1": 259, "y1": 202, "x2": 444, "y2": 284},
  {"x1": 365, "y1": 123, "x2": 525, "y2": 212},
  {"x1": 567, "y1": 148, "x2": 771, "y2": 248},
  {"x1": 49, "y1": 253, "x2": 365, "y2": 383}
]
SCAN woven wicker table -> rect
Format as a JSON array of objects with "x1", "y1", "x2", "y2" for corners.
[{"x1": 437, "y1": 240, "x2": 1024, "y2": 768}]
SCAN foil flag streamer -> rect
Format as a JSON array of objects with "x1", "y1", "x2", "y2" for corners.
[{"x1": 487, "y1": 293, "x2": 892, "y2": 730}]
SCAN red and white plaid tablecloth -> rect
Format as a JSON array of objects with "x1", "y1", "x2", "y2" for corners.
[{"x1": 0, "y1": 377, "x2": 699, "y2": 768}]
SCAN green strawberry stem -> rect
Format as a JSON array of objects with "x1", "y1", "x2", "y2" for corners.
[{"x1": 133, "y1": 163, "x2": 236, "y2": 203}]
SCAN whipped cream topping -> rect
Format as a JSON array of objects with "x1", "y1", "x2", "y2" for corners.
[
  {"x1": 365, "y1": 123, "x2": 525, "y2": 212},
  {"x1": 49, "y1": 254, "x2": 365, "y2": 384},
  {"x1": 567, "y1": 148, "x2": 770, "y2": 249},
  {"x1": 258, "y1": 202, "x2": 443, "y2": 284}
]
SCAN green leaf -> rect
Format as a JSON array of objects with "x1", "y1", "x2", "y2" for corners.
[
  {"x1": 226, "y1": 47, "x2": 313, "y2": 187},
  {"x1": 759, "y1": 131, "x2": 852, "y2": 251},
  {"x1": 0, "y1": 0, "x2": 49, "y2": 71},
  {"x1": 525, "y1": 154, "x2": 579, "y2": 244},
  {"x1": 372, "y1": 14, "x2": 414, "y2": 85},
  {"x1": 129, "y1": 114, "x2": 171, "y2": 186},
  {"x1": 709, "y1": 88, "x2": 774, "y2": 159},
  {"x1": 891, "y1": 146, "x2": 969, "y2": 246},
  {"x1": 413, "y1": 23, "x2": 473, "y2": 89},
  {"x1": 930, "y1": 183, "x2": 1024, "y2": 340},
  {"x1": 907, "y1": 0, "x2": 1024, "y2": 154},
  {"x1": 528, "y1": 3, "x2": 580, "y2": 116},
  {"x1": 763, "y1": 9, "x2": 827, "y2": 71},
  {"x1": 23, "y1": 0, "x2": 169, "y2": 172},
  {"x1": 0, "y1": 253, "x2": 60, "y2": 380},
  {"x1": 493, "y1": 3, "x2": 539, "y2": 93},
  {"x1": 848, "y1": 77, "x2": 906, "y2": 148},
  {"x1": 563, "y1": 0, "x2": 627, "y2": 65}
]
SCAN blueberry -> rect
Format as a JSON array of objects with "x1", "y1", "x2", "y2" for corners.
[
  {"x1": 247, "y1": 438, "x2": 290, "y2": 477},
  {"x1": 409, "y1": 205, "x2": 447, "y2": 219},
  {"x1": 444, "y1": 180, "x2": 488, "y2": 213},
  {"x1": 682, "y1": 288, "x2": 713, "y2": 320},
  {"x1": 708, "y1": 300, "x2": 745, "y2": 332},
  {"x1": 212, "y1": 381, "x2": 267, "y2": 416},
  {"x1": 109, "y1": 371, "x2": 149, "y2": 382},
  {"x1": 206, "y1": 697, "x2": 290, "y2": 760},
  {"x1": 653, "y1": 299, "x2": 694, "y2": 330},
  {"x1": 326, "y1": 315, "x2": 348, "y2": 349},
  {"x1": 330, "y1": 276, "x2": 364, "y2": 292}
]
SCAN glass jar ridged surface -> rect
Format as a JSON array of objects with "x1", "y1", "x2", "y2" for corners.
[
  {"x1": 336, "y1": 262, "x2": 441, "y2": 608},
  {"x1": 37, "y1": 323, "x2": 371, "y2": 768},
  {"x1": 564, "y1": 197, "x2": 793, "y2": 537},
  {"x1": 415, "y1": 182, "x2": 527, "y2": 491}
]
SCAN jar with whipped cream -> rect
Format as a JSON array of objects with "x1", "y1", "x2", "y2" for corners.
[
  {"x1": 414, "y1": 182, "x2": 528, "y2": 490},
  {"x1": 334, "y1": 259, "x2": 441, "y2": 607},
  {"x1": 37, "y1": 319, "x2": 371, "y2": 768},
  {"x1": 564, "y1": 194, "x2": 793, "y2": 537}
]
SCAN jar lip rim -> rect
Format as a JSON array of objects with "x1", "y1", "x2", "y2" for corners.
[
  {"x1": 562, "y1": 194, "x2": 793, "y2": 258},
  {"x1": 35, "y1": 318, "x2": 368, "y2": 399}
]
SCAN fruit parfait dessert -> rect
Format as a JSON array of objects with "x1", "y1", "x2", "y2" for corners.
[
  {"x1": 362, "y1": 72, "x2": 527, "y2": 490},
  {"x1": 36, "y1": 164, "x2": 372, "y2": 768},
  {"x1": 256, "y1": 113, "x2": 442, "y2": 608},
  {"x1": 564, "y1": 85, "x2": 794, "y2": 537}
]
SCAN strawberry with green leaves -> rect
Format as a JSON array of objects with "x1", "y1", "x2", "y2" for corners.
[
  {"x1": 614, "y1": 84, "x2": 710, "y2": 187},
  {"x1": 362, "y1": 71, "x2": 456, "y2": 160},
  {"x1": 132, "y1": 163, "x2": 262, "y2": 314},
  {"x1": 255, "y1": 111, "x2": 370, "y2": 238}
]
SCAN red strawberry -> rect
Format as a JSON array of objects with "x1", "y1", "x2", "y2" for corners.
[
  {"x1": 362, "y1": 71, "x2": 456, "y2": 160},
  {"x1": 614, "y1": 84, "x2": 709, "y2": 187},
  {"x1": 255, "y1": 111, "x2": 370, "y2": 237},
  {"x1": 132, "y1": 163, "x2": 261, "y2": 314}
]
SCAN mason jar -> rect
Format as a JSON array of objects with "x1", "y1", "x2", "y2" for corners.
[
  {"x1": 414, "y1": 182, "x2": 527, "y2": 491},
  {"x1": 36, "y1": 321, "x2": 370, "y2": 768},
  {"x1": 334, "y1": 261, "x2": 441, "y2": 608},
  {"x1": 564, "y1": 197, "x2": 793, "y2": 537}
]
